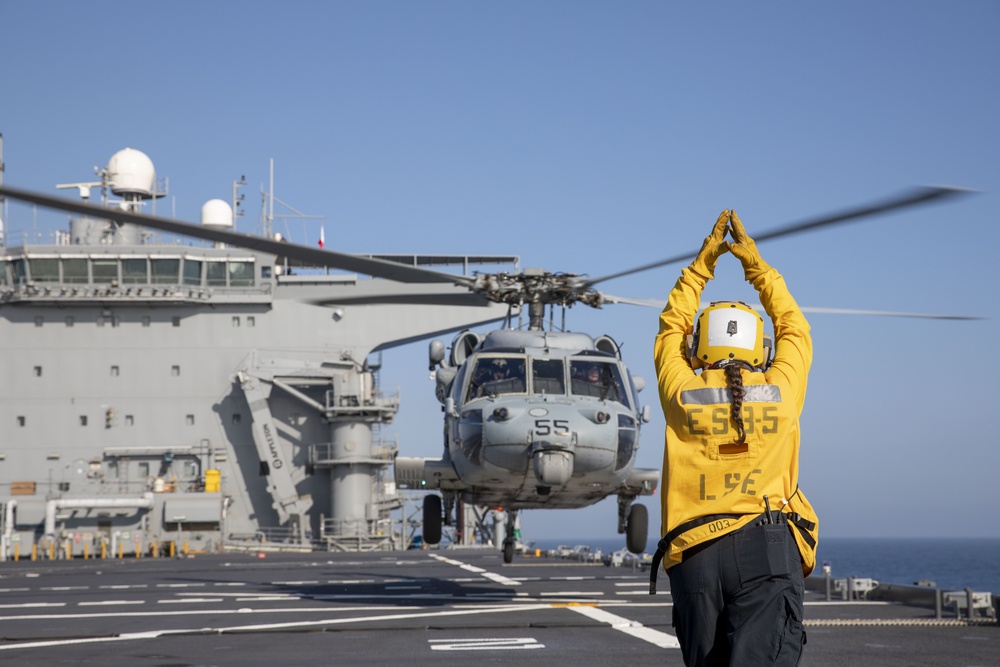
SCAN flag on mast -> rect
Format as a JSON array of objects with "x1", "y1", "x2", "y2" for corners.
[{"x1": 318, "y1": 225, "x2": 325, "y2": 248}]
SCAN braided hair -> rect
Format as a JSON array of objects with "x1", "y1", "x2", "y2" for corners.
[{"x1": 723, "y1": 363, "x2": 747, "y2": 443}]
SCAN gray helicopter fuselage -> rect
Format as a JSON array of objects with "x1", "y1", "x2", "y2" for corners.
[{"x1": 438, "y1": 329, "x2": 647, "y2": 509}]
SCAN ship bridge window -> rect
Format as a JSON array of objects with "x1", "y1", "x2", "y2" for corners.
[
  {"x1": 206, "y1": 261, "x2": 226, "y2": 286},
  {"x1": 151, "y1": 258, "x2": 180, "y2": 284},
  {"x1": 12, "y1": 258, "x2": 27, "y2": 284},
  {"x1": 183, "y1": 259, "x2": 202, "y2": 286},
  {"x1": 0, "y1": 260, "x2": 7, "y2": 285},
  {"x1": 229, "y1": 261, "x2": 255, "y2": 287},
  {"x1": 532, "y1": 358, "x2": 566, "y2": 395},
  {"x1": 466, "y1": 355, "x2": 527, "y2": 401},
  {"x1": 122, "y1": 258, "x2": 148, "y2": 284},
  {"x1": 29, "y1": 258, "x2": 60, "y2": 283},
  {"x1": 62, "y1": 258, "x2": 88, "y2": 284},
  {"x1": 570, "y1": 359, "x2": 629, "y2": 406},
  {"x1": 92, "y1": 258, "x2": 118, "y2": 284}
]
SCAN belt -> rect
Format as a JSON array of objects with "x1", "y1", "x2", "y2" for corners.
[{"x1": 648, "y1": 512, "x2": 741, "y2": 595}]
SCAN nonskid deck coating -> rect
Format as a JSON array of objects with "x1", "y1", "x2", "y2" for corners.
[{"x1": 0, "y1": 549, "x2": 995, "y2": 666}]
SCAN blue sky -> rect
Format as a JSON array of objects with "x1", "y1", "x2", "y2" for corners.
[{"x1": 2, "y1": 1, "x2": 997, "y2": 542}]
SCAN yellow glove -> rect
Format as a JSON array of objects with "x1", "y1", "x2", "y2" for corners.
[
  {"x1": 689, "y1": 210, "x2": 730, "y2": 280},
  {"x1": 727, "y1": 210, "x2": 771, "y2": 284}
]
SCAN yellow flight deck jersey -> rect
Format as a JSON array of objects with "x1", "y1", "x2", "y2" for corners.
[{"x1": 654, "y1": 265, "x2": 819, "y2": 576}]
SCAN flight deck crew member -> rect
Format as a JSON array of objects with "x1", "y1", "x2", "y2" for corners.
[{"x1": 652, "y1": 211, "x2": 819, "y2": 667}]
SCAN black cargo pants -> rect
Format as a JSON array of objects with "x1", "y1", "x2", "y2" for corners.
[{"x1": 667, "y1": 519, "x2": 805, "y2": 667}]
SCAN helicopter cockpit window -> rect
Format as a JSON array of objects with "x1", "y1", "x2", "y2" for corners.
[
  {"x1": 570, "y1": 360, "x2": 629, "y2": 406},
  {"x1": 466, "y1": 356, "x2": 527, "y2": 401},
  {"x1": 531, "y1": 359, "x2": 565, "y2": 395}
]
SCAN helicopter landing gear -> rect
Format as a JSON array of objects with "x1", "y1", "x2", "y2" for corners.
[
  {"x1": 626, "y1": 503, "x2": 648, "y2": 555},
  {"x1": 502, "y1": 509, "x2": 519, "y2": 564},
  {"x1": 422, "y1": 494, "x2": 443, "y2": 545},
  {"x1": 618, "y1": 495, "x2": 648, "y2": 555}
]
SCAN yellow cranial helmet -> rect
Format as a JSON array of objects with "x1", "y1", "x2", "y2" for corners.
[{"x1": 691, "y1": 301, "x2": 769, "y2": 369}]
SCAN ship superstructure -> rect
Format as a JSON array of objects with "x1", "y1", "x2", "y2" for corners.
[{"x1": 0, "y1": 148, "x2": 514, "y2": 558}]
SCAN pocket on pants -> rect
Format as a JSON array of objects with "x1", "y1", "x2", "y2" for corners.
[
  {"x1": 773, "y1": 589, "x2": 806, "y2": 667},
  {"x1": 735, "y1": 523, "x2": 792, "y2": 588}
]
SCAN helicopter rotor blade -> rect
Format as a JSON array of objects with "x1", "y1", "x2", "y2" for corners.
[
  {"x1": 788, "y1": 306, "x2": 982, "y2": 321},
  {"x1": 0, "y1": 185, "x2": 476, "y2": 286},
  {"x1": 309, "y1": 291, "x2": 496, "y2": 307},
  {"x1": 582, "y1": 186, "x2": 973, "y2": 289},
  {"x1": 602, "y1": 295, "x2": 982, "y2": 321}
]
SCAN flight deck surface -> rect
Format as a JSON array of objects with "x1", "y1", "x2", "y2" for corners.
[{"x1": 0, "y1": 549, "x2": 995, "y2": 666}]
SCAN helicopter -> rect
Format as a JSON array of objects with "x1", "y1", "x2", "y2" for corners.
[
  {"x1": 0, "y1": 183, "x2": 973, "y2": 563},
  {"x1": 395, "y1": 319, "x2": 659, "y2": 563}
]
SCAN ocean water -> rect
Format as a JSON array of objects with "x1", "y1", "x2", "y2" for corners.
[{"x1": 530, "y1": 536, "x2": 1000, "y2": 594}]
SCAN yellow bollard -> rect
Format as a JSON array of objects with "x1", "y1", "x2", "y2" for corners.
[
  {"x1": 183, "y1": 541, "x2": 189, "y2": 555},
  {"x1": 101, "y1": 543, "x2": 107, "y2": 559},
  {"x1": 31, "y1": 544, "x2": 37, "y2": 561},
  {"x1": 49, "y1": 543, "x2": 55, "y2": 561},
  {"x1": 152, "y1": 542, "x2": 158, "y2": 558},
  {"x1": 169, "y1": 541, "x2": 176, "y2": 558},
  {"x1": 118, "y1": 542, "x2": 123, "y2": 559},
  {"x1": 14, "y1": 544, "x2": 20, "y2": 561},
  {"x1": 135, "y1": 541, "x2": 141, "y2": 558},
  {"x1": 84, "y1": 544, "x2": 89, "y2": 560}
]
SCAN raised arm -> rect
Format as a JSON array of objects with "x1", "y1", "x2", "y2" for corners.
[
  {"x1": 654, "y1": 211, "x2": 730, "y2": 399},
  {"x1": 728, "y1": 211, "x2": 812, "y2": 410}
]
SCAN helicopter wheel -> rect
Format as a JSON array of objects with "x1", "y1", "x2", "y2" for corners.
[
  {"x1": 423, "y1": 494, "x2": 443, "y2": 545},
  {"x1": 625, "y1": 503, "x2": 648, "y2": 555},
  {"x1": 503, "y1": 539, "x2": 514, "y2": 564}
]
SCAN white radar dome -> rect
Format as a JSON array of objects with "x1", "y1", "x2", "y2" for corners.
[
  {"x1": 201, "y1": 199, "x2": 234, "y2": 227},
  {"x1": 106, "y1": 148, "x2": 156, "y2": 197}
]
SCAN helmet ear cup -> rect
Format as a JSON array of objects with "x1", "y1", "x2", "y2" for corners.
[
  {"x1": 762, "y1": 333, "x2": 773, "y2": 370},
  {"x1": 686, "y1": 333, "x2": 702, "y2": 369}
]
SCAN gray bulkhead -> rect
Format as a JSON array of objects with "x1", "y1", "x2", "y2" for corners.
[{"x1": 0, "y1": 243, "x2": 508, "y2": 557}]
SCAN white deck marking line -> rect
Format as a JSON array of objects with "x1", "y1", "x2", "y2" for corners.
[
  {"x1": 429, "y1": 637, "x2": 544, "y2": 651},
  {"x1": 0, "y1": 603, "x2": 66, "y2": 609},
  {"x1": 0, "y1": 603, "x2": 551, "y2": 651},
  {"x1": 78, "y1": 601, "x2": 145, "y2": 607},
  {"x1": 428, "y1": 554, "x2": 521, "y2": 587},
  {"x1": 0, "y1": 605, "x2": 421, "y2": 622},
  {"x1": 564, "y1": 605, "x2": 680, "y2": 649},
  {"x1": 168, "y1": 592, "x2": 294, "y2": 599}
]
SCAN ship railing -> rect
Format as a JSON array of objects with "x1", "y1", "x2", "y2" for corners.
[
  {"x1": 223, "y1": 527, "x2": 316, "y2": 553},
  {"x1": 309, "y1": 441, "x2": 398, "y2": 466},
  {"x1": 807, "y1": 576, "x2": 999, "y2": 621},
  {"x1": 319, "y1": 517, "x2": 401, "y2": 552}
]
